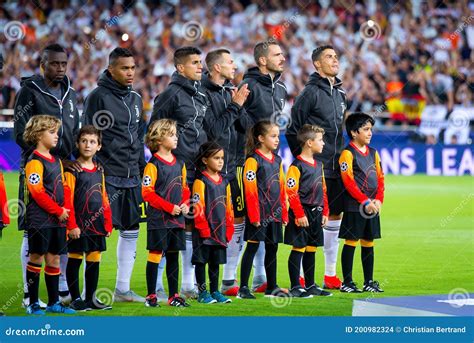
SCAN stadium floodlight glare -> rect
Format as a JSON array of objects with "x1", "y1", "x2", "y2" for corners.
[
  {"x1": 83, "y1": 26, "x2": 91, "y2": 34},
  {"x1": 122, "y1": 33, "x2": 129, "y2": 41}
]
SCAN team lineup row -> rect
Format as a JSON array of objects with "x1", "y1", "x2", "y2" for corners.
[{"x1": 2, "y1": 42, "x2": 384, "y2": 314}]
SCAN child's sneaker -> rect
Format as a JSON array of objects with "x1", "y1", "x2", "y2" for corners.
[
  {"x1": 198, "y1": 290, "x2": 217, "y2": 304},
  {"x1": 26, "y1": 302, "x2": 45, "y2": 315},
  {"x1": 221, "y1": 280, "x2": 239, "y2": 296},
  {"x1": 264, "y1": 286, "x2": 288, "y2": 298},
  {"x1": 59, "y1": 292, "x2": 72, "y2": 306},
  {"x1": 168, "y1": 294, "x2": 190, "y2": 307},
  {"x1": 211, "y1": 291, "x2": 232, "y2": 303},
  {"x1": 340, "y1": 281, "x2": 363, "y2": 293},
  {"x1": 69, "y1": 298, "x2": 90, "y2": 311},
  {"x1": 236, "y1": 286, "x2": 256, "y2": 299},
  {"x1": 363, "y1": 280, "x2": 384, "y2": 293},
  {"x1": 86, "y1": 298, "x2": 112, "y2": 310},
  {"x1": 45, "y1": 301, "x2": 76, "y2": 314},
  {"x1": 289, "y1": 286, "x2": 313, "y2": 298},
  {"x1": 323, "y1": 275, "x2": 342, "y2": 289},
  {"x1": 305, "y1": 284, "x2": 333, "y2": 297},
  {"x1": 145, "y1": 294, "x2": 160, "y2": 307}
]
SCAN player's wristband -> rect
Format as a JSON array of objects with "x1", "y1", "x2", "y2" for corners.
[{"x1": 363, "y1": 199, "x2": 371, "y2": 206}]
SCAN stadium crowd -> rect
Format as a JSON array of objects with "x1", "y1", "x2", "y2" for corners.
[{"x1": 0, "y1": 0, "x2": 473, "y2": 124}]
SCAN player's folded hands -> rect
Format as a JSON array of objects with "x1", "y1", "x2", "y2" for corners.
[
  {"x1": 296, "y1": 216, "x2": 309, "y2": 227},
  {"x1": 68, "y1": 228, "x2": 81, "y2": 239},
  {"x1": 58, "y1": 207, "x2": 70, "y2": 221}
]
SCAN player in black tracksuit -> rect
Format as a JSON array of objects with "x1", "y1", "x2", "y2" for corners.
[
  {"x1": 82, "y1": 48, "x2": 146, "y2": 302},
  {"x1": 286, "y1": 45, "x2": 347, "y2": 290},
  {"x1": 13, "y1": 44, "x2": 80, "y2": 306}
]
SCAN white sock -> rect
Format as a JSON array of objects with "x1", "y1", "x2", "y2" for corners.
[
  {"x1": 156, "y1": 256, "x2": 166, "y2": 291},
  {"x1": 223, "y1": 222, "x2": 245, "y2": 281},
  {"x1": 115, "y1": 229, "x2": 139, "y2": 293},
  {"x1": 180, "y1": 232, "x2": 195, "y2": 291},
  {"x1": 59, "y1": 254, "x2": 69, "y2": 293},
  {"x1": 21, "y1": 233, "x2": 29, "y2": 295},
  {"x1": 323, "y1": 219, "x2": 341, "y2": 276},
  {"x1": 252, "y1": 241, "x2": 266, "y2": 286}
]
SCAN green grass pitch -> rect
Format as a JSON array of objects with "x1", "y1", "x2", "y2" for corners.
[{"x1": 0, "y1": 172, "x2": 472, "y2": 316}]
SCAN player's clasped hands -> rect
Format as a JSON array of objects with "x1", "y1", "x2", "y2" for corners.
[
  {"x1": 171, "y1": 205, "x2": 182, "y2": 216},
  {"x1": 365, "y1": 200, "x2": 380, "y2": 215},
  {"x1": 231, "y1": 84, "x2": 250, "y2": 107}
]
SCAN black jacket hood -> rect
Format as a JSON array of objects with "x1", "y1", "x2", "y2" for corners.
[
  {"x1": 243, "y1": 66, "x2": 282, "y2": 86},
  {"x1": 97, "y1": 70, "x2": 132, "y2": 97}
]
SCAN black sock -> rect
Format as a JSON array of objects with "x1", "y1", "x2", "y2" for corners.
[
  {"x1": 195, "y1": 263, "x2": 206, "y2": 292},
  {"x1": 146, "y1": 260, "x2": 158, "y2": 296},
  {"x1": 66, "y1": 257, "x2": 82, "y2": 300},
  {"x1": 239, "y1": 242, "x2": 259, "y2": 288},
  {"x1": 361, "y1": 246, "x2": 374, "y2": 284},
  {"x1": 208, "y1": 263, "x2": 219, "y2": 293},
  {"x1": 288, "y1": 250, "x2": 303, "y2": 288},
  {"x1": 302, "y1": 251, "x2": 315, "y2": 287},
  {"x1": 341, "y1": 244, "x2": 356, "y2": 284},
  {"x1": 222, "y1": 280, "x2": 234, "y2": 286},
  {"x1": 44, "y1": 268, "x2": 60, "y2": 306},
  {"x1": 26, "y1": 262, "x2": 41, "y2": 304},
  {"x1": 166, "y1": 252, "x2": 179, "y2": 297},
  {"x1": 264, "y1": 243, "x2": 278, "y2": 290},
  {"x1": 85, "y1": 261, "x2": 100, "y2": 302}
]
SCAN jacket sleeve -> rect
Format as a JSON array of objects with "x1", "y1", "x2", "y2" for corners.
[
  {"x1": 101, "y1": 172, "x2": 113, "y2": 233},
  {"x1": 13, "y1": 87, "x2": 35, "y2": 152},
  {"x1": 235, "y1": 107, "x2": 253, "y2": 133},
  {"x1": 286, "y1": 164, "x2": 304, "y2": 219},
  {"x1": 204, "y1": 94, "x2": 241, "y2": 141},
  {"x1": 25, "y1": 159, "x2": 64, "y2": 217},
  {"x1": 374, "y1": 151, "x2": 385, "y2": 203},
  {"x1": 225, "y1": 183, "x2": 234, "y2": 242},
  {"x1": 243, "y1": 157, "x2": 260, "y2": 224},
  {"x1": 141, "y1": 163, "x2": 175, "y2": 214},
  {"x1": 0, "y1": 172, "x2": 10, "y2": 225},
  {"x1": 286, "y1": 88, "x2": 316, "y2": 157},
  {"x1": 279, "y1": 162, "x2": 288, "y2": 224},
  {"x1": 192, "y1": 179, "x2": 211, "y2": 238},
  {"x1": 71, "y1": 92, "x2": 81, "y2": 159},
  {"x1": 339, "y1": 150, "x2": 370, "y2": 205},
  {"x1": 149, "y1": 91, "x2": 175, "y2": 127},
  {"x1": 138, "y1": 110, "x2": 147, "y2": 175},
  {"x1": 180, "y1": 164, "x2": 191, "y2": 205}
]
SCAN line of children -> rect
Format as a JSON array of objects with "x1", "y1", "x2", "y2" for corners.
[
  {"x1": 12, "y1": 113, "x2": 384, "y2": 315},
  {"x1": 64, "y1": 125, "x2": 113, "y2": 311}
]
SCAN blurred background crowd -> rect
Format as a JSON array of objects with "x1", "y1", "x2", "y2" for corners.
[{"x1": 0, "y1": 0, "x2": 473, "y2": 128}]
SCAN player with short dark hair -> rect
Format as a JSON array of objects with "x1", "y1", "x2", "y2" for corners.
[
  {"x1": 83, "y1": 47, "x2": 146, "y2": 303},
  {"x1": 285, "y1": 124, "x2": 332, "y2": 298},
  {"x1": 23, "y1": 115, "x2": 77, "y2": 315},
  {"x1": 14, "y1": 43, "x2": 80, "y2": 308},
  {"x1": 65, "y1": 125, "x2": 113, "y2": 311},
  {"x1": 286, "y1": 45, "x2": 347, "y2": 290},
  {"x1": 338, "y1": 112, "x2": 385, "y2": 293}
]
